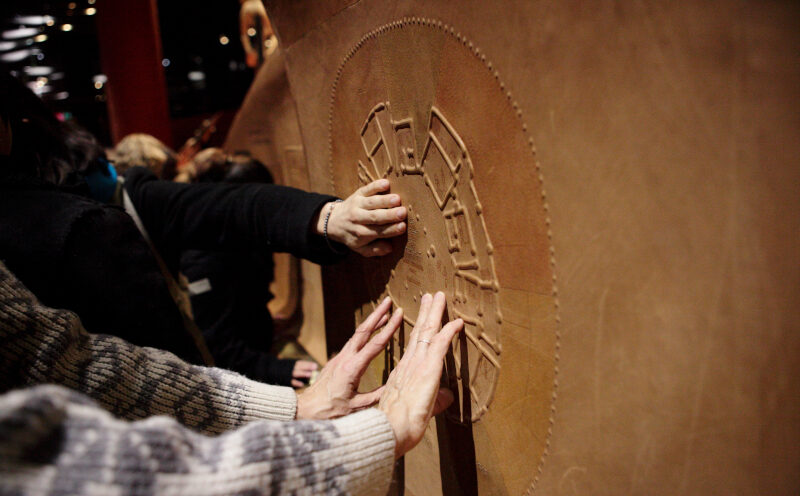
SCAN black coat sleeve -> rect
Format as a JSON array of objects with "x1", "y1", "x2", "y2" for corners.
[{"x1": 123, "y1": 167, "x2": 347, "y2": 269}]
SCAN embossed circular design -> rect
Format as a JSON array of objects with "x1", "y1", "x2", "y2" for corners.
[
  {"x1": 356, "y1": 102, "x2": 502, "y2": 423},
  {"x1": 327, "y1": 17, "x2": 561, "y2": 495}
]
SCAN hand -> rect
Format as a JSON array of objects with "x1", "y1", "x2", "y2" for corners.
[
  {"x1": 296, "y1": 297, "x2": 402, "y2": 419},
  {"x1": 290, "y1": 360, "x2": 318, "y2": 388},
  {"x1": 317, "y1": 179, "x2": 407, "y2": 257},
  {"x1": 239, "y1": 0, "x2": 272, "y2": 68},
  {"x1": 378, "y1": 292, "x2": 464, "y2": 458}
]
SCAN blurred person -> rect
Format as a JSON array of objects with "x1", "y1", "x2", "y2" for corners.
[
  {"x1": 0, "y1": 71, "x2": 407, "y2": 370},
  {"x1": 111, "y1": 132, "x2": 179, "y2": 179},
  {"x1": 180, "y1": 150, "x2": 320, "y2": 387}
]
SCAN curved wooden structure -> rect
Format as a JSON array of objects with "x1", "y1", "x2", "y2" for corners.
[{"x1": 244, "y1": 1, "x2": 799, "y2": 493}]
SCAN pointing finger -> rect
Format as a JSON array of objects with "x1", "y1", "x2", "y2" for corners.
[{"x1": 354, "y1": 308, "x2": 403, "y2": 373}]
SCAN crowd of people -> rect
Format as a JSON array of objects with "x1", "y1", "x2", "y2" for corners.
[{"x1": 0, "y1": 14, "x2": 463, "y2": 493}]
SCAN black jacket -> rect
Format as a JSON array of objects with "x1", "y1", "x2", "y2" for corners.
[{"x1": 0, "y1": 167, "x2": 343, "y2": 371}]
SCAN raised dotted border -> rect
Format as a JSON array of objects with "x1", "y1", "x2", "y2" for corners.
[{"x1": 326, "y1": 17, "x2": 561, "y2": 494}]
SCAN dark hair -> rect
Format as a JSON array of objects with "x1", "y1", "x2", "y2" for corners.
[
  {"x1": 223, "y1": 153, "x2": 273, "y2": 184},
  {"x1": 192, "y1": 150, "x2": 273, "y2": 185},
  {"x1": 0, "y1": 72, "x2": 106, "y2": 188}
]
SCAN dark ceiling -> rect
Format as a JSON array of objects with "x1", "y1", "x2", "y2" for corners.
[{"x1": 0, "y1": 0, "x2": 254, "y2": 145}]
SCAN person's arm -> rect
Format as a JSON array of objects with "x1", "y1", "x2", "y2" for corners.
[
  {"x1": 124, "y1": 166, "x2": 343, "y2": 266},
  {"x1": 123, "y1": 167, "x2": 407, "y2": 266},
  {"x1": 0, "y1": 261, "x2": 297, "y2": 434},
  {"x1": 0, "y1": 385, "x2": 395, "y2": 496},
  {"x1": 2, "y1": 258, "x2": 464, "y2": 472}
]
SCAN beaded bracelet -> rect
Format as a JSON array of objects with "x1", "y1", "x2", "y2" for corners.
[{"x1": 324, "y1": 199, "x2": 347, "y2": 254}]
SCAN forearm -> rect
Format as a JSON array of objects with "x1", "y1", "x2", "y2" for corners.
[
  {"x1": 0, "y1": 262, "x2": 296, "y2": 434},
  {"x1": 0, "y1": 385, "x2": 395, "y2": 496},
  {"x1": 123, "y1": 167, "x2": 345, "y2": 264}
]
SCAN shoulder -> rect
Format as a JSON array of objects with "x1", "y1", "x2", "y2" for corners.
[
  {"x1": 0, "y1": 187, "x2": 122, "y2": 240},
  {"x1": 122, "y1": 166, "x2": 158, "y2": 190}
]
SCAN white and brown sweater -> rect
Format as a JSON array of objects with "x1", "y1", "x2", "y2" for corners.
[{"x1": 0, "y1": 261, "x2": 395, "y2": 495}]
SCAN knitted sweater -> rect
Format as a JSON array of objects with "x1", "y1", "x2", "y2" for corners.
[{"x1": 0, "y1": 262, "x2": 395, "y2": 494}]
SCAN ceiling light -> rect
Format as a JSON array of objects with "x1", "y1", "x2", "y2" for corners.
[
  {"x1": 61, "y1": 24, "x2": 73, "y2": 32},
  {"x1": 0, "y1": 49, "x2": 34, "y2": 62},
  {"x1": 13, "y1": 16, "x2": 55, "y2": 26},
  {"x1": 85, "y1": 8, "x2": 96, "y2": 16},
  {"x1": 23, "y1": 66, "x2": 54, "y2": 76},
  {"x1": 2, "y1": 27, "x2": 39, "y2": 40}
]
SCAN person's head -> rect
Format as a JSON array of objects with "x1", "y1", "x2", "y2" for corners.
[
  {"x1": 111, "y1": 133, "x2": 178, "y2": 179},
  {"x1": 223, "y1": 152, "x2": 273, "y2": 184},
  {"x1": 0, "y1": 72, "x2": 107, "y2": 189},
  {"x1": 188, "y1": 147, "x2": 230, "y2": 183}
]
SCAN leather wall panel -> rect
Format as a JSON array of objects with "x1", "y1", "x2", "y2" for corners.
[{"x1": 265, "y1": 1, "x2": 800, "y2": 493}]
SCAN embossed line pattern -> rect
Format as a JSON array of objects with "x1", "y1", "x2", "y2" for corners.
[
  {"x1": 325, "y1": 17, "x2": 561, "y2": 494},
  {"x1": 357, "y1": 102, "x2": 503, "y2": 424}
]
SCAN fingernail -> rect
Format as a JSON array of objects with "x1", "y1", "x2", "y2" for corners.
[
  {"x1": 391, "y1": 195, "x2": 401, "y2": 206},
  {"x1": 397, "y1": 207, "x2": 407, "y2": 220}
]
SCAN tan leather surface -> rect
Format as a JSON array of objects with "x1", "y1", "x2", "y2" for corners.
[
  {"x1": 266, "y1": 0, "x2": 360, "y2": 48},
  {"x1": 266, "y1": 1, "x2": 800, "y2": 493}
]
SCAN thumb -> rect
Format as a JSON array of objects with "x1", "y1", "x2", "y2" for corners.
[
  {"x1": 351, "y1": 386, "x2": 385, "y2": 411},
  {"x1": 355, "y1": 240, "x2": 392, "y2": 257}
]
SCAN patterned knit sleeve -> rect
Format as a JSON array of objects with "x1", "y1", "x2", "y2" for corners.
[
  {"x1": 0, "y1": 261, "x2": 298, "y2": 434},
  {"x1": 0, "y1": 385, "x2": 396, "y2": 496}
]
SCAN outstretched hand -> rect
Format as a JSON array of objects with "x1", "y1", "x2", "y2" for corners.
[
  {"x1": 295, "y1": 297, "x2": 402, "y2": 419},
  {"x1": 317, "y1": 179, "x2": 407, "y2": 257},
  {"x1": 379, "y1": 292, "x2": 463, "y2": 458}
]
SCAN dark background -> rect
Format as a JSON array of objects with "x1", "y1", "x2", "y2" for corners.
[{"x1": 0, "y1": 0, "x2": 255, "y2": 147}]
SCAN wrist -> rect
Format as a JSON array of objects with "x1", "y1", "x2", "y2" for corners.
[
  {"x1": 296, "y1": 390, "x2": 308, "y2": 419},
  {"x1": 378, "y1": 403, "x2": 408, "y2": 458},
  {"x1": 314, "y1": 201, "x2": 333, "y2": 236},
  {"x1": 318, "y1": 199, "x2": 346, "y2": 253}
]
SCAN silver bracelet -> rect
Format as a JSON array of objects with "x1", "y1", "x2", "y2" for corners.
[{"x1": 324, "y1": 199, "x2": 346, "y2": 254}]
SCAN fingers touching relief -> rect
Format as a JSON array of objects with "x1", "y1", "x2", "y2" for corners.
[
  {"x1": 295, "y1": 297, "x2": 402, "y2": 420},
  {"x1": 378, "y1": 291, "x2": 464, "y2": 458},
  {"x1": 295, "y1": 288, "x2": 464, "y2": 460},
  {"x1": 328, "y1": 179, "x2": 408, "y2": 256}
]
